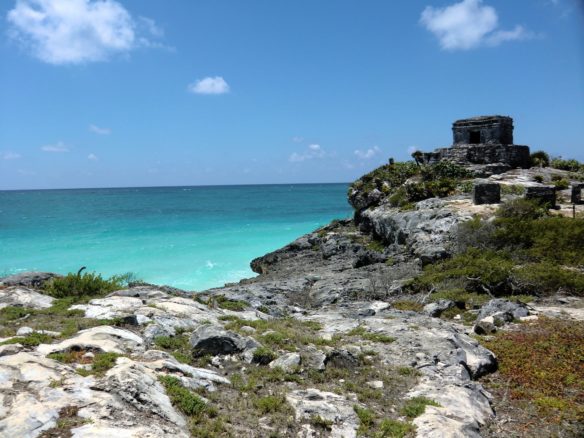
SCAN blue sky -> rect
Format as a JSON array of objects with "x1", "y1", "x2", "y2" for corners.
[{"x1": 0, "y1": 0, "x2": 582, "y2": 190}]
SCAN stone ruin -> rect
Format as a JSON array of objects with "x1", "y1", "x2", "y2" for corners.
[
  {"x1": 572, "y1": 183, "x2": 584, "y2": 204},
  {"x1": 420, "y1": 115, "x2": 531, "y2": 176},
  {"x1": 473, "y1": 180, "x2": 501, "y2": 205}
]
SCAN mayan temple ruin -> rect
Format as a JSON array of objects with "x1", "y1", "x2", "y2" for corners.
[{"x1": 420, "y1": 115, "x2": 531, "y2": 176}]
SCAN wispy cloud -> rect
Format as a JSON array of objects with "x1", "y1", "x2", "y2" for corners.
[
  {"x1": 354, "y1": 146, "x2": 381, "y2": 160},
  {"x1": 89, "y1": 124, "x2": 111, "y2": 135},
  {"x1": 88, "y1": 153, "x2": 98, "y2": 160},
  {"x1": 6, "y1": 0, "x2": 164, "y2": 65},
  {"x1": 420, "y1": 0, "x2": 534, "y2": 51},
  {"x1": 188, "y1": 76, "x2": 230, "y2": 95},
  {"x1": 1, "y1": 151, "x2": 22, "y2": 160},
  {"x1": 289, "y1": 144, "x2": 327, "y2": 162},
  {"x1": 292, "y1": 136, "x2": 304, "y2": 143},
  {"x1": 41, "y1": 141, "x2": 69, "y2": 153}
]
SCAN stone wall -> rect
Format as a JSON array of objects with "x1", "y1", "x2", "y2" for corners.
[
  {"x1": 453, "y1": 116, "x2": 513, "y2": 145},
  {"x1": 421, "y1": 144, "x2": 531, "y2": 169}
]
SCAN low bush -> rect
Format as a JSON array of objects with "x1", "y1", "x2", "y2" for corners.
[
  {"x1": 530, "y1": 150, "x2": 550, "y2": 167},
  {"x1": 550, "y1": 157, "x2": 582, "y2": 172},
  {"x1": 158, "y1": 375, "x2": 207, "y2": 417},
  {"x1": 481, "y1": 318, "x2": 584, "y2": 423},
  {"x1": 252, "y1": 346, "x2": 277, "y2": 365},
  {"x1": 401, "y1": 397, "x2": 441, "y2": 418},
  {"x1": 43, "y1": 271, "x2": 128, "y2": 299}
]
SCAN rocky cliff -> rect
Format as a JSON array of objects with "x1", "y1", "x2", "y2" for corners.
[{"x1": 0, "y1": 162, "x2": 583, "y2": 437}]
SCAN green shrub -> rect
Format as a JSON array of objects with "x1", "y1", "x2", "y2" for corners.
[
  {"x1": 552, "y1": 178, "x2": 570, "y2": 190},
  {"x1": 501, "y1": 184, "x2": 526, "y2": 195},
  {"x1": 43, "y1": 272, "x2": 126, "y2": 299},
  {"x1": 530, "y1": 150, "x2": 550, "y2": 168},
  {"x1": 550, "y1": 157, "x2": 582, "y2": 172},
  {"x1": 0, "y1": 306, "x2": 34, "y2": 321},
  {"x1": 401, "y1": 397, "x2": 441, "y2": 418},
  {"x1": 412, "y1": 249, "x2": 515, "y2": 296},
  {"x1": 374, "y1": 419, "x2": 415, "y2": 438},
  {"x1": 533, "y1": 175, "x2": 544, "y2": 183},
  {"x1": 515, "y1": 262, "x2": 584, "y2": 295},
  {"x1": 354, "y1": 405, "x2": 375, "y2": 433},
  {"x1": 0, "y1": 332, "x2": 53, "y2": 347},
  {"x1": 496, "y1": 199, "x2": 549, "y2": 221},
  {"x1": 158, "y1": 375, "x2": 207, "y2": 417},
  {"x1": 254, "y1": 394, "x2": 288, "y2": 414},
  {"x1": 252, "y1": 346, "x2": 277, "y2": 365},
  {"x1": 214, "y1": 296, "x2": 248, "y2": 311}
]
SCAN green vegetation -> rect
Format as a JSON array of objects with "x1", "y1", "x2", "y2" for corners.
[
  {"x1": 153, "y1": 333, "x2": 192, "y2": 364},
  {"x1": 530, "y1": 150, "x2": 550, "y2": 168},
  {"x1": 400, "y1": 397, "x2": 441, "y2": 419},
  {"x1": 374, "y1": 419, "x2": 415, "y2": 438},
  {"x1": 159, "y1": 375, "x2": 207, "y2": 416},
  {"x1": 481, "y1": 318, "x2": 584, "y2": 425},
  {"x1": 253, "y1": 394, "x2": 290, "y2": 414},
  {"x1": 309, "y1": 415, "x2": 333, "y2": 431},
  {"x1": 0, "y1": 331, "x2": 53, "y2": 347},
  {"x1": 392, "y1": 301, "x2": 424, "y2": 312},
  {"x1": 42, "y1": 271, "x2": 132, "y2": 299},
  {"x1": 410, "y1": 199, "x2": 584, "y2": 297},
  {"x1": 48, "y1": 351, "x2": 121, "y2": 376},
  {"x1": 350, "y1": 160, "x2": 472, "y2": 210},
  {"x1": 223, "y1": 317, "x2": 337, "y2": 351},
  {"x1": 348, "y1": 326, "x2": 396, "y2": 343},
  {"x1": 550, "y1": 157, "x2": 583, "y2": 172},
  {"x1": 252, "y1": 346, "x2": 277, "y2": 365},
  {"x1": 213, "y1": 295, "x2": 249, "y2": 311}
]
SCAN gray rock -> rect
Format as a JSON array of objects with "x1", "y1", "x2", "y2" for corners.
[
  {"x1": 473, "y1": 181, "x2": 501, "y2": 205},
  {"x1": 0, "y1": 286, "x2": 54, "y2": 310},
  {"x1": 525, "y1": 185, "x2": 556, "y2": 208},
  {"x1": 423, "y1": 299, "x2": 456, "y2": 317},
  {"x1": 0, "y1": 344, "x2": 23, "y2": 357},
  {"x1": 477, "y1": 298, "x2": 529, "y2": 322},
  {"x1": 301, "y1": 347, "x2": 326, "y2": 371},
  {"x1": 286, "y1": 388, "x2": 361, "y2": 438},
  {"x1": 474, "y1": 316, "x2": 497, "y2": 335},
  {"x1": 0, "y1": 272, "x2": 60, "y2": 289},
  {"x1": 269, "y1": 352, "x2": 301, "y2": 372},
  {"x1": 190, "y1": 324, "x2": 257, "y2": 357},
  {"x1": 325, "y1": 349, "x2": 358, "y2": 369}
]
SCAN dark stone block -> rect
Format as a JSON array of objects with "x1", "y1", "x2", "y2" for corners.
[
  {"x1": 473, "y1": 181, "x2": 501, "y2": 205},
  {"x1": 571, "y1": 184, "x2": 584, "y2": 204},
  {"x1": 525, "y1": 186, "x2": 556, "y2": 208}
]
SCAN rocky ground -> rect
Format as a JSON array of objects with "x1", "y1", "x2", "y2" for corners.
[{"x1": 0, "y1": 167, "x2": 583, "y2": 437}]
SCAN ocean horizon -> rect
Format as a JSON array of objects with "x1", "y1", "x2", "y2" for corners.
[{"x1": 0, "y1": 183, "x2": 352, "y2": 291}]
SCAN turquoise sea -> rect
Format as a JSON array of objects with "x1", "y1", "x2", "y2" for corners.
[{"x1": 0, "y1": 184, "x2": 351, "y2": 291}]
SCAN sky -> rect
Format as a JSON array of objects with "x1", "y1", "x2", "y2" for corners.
[{"x1": 0, "y1": 0, "x2": 583, "y2": 190}]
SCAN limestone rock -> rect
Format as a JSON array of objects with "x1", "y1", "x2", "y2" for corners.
[
  {"x1": 301, "y1": 347, "x2": 326, "y2": 371},
  {"x1": 286, "y1": 388, "x2": 361, "y2": 438},
  {"x1": 269, "y1": 352, "x2": 301, "y2": 372},
  {"x1": 95, "y1": 357, "x2": 186, "y2": 428},
  {"x1": 0, "y1": 272, "x2": 60, "y2": 289},
  {"x1": 423, "y1": 299, "x2": 456, "y2": 317},
  {"x1": 37, "y1": 326, "x2": 144, "y2": 356},
  {"x1": 477, "y1": 299, "x2": 529, "y2": 322},
  {"x1": 0, "y1": 286, "x2": 54, "y2": 310},
  {"x1": 325, "y1": 349, "x2": 358, "y2": 369},
  {"x1": 190, "y1": 324, "x2": 257, "y2": 357},
  {"x1": 474, "y1": 316, "x2": 497, "y2": 335}
]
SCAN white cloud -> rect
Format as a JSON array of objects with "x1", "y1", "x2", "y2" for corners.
[
  {"x1": 292, "y1": 136, "x2": 304, "y2": 143},
  {"x1": 41, "y1": 141, "x2": 69, "y2": 152},
  {"x1": 354, "y1": 145, "x2": 381, "y2": 160},
  {"x1": 88, "y1": 153, "x2": 98, "y2": 160},
  {"x1": 6, "y1": 0, "x2": 163, "y2": 65},
  {"x1": 289, "y1": 144, "x2": 327, "y2": 162},
  {"x1": 188, "y1": 76, "x2": 230, "y2": 95},
  {"x1": 89, "y1": 124, "x2": 111, "y2": 135},
  {"x1": 420, "y1": 0, "x2": 533, "y2": 50},
  {"x1": 1, "y1": 151, "x2": 22, "y2": 160}
]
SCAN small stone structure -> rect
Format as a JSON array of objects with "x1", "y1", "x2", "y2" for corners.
[
  {"x1": 571, "y1": 184, "x2": 584, "y2": 204},
  {"x1": 525, "y1": 186, "x2": 556, "y2": 208},
  {"x1": 473, "y1": 181, "x2": 501, "y2": 205},
  {"x1": 420, "y1": 116, "x2": 531, "y2": 176}
]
